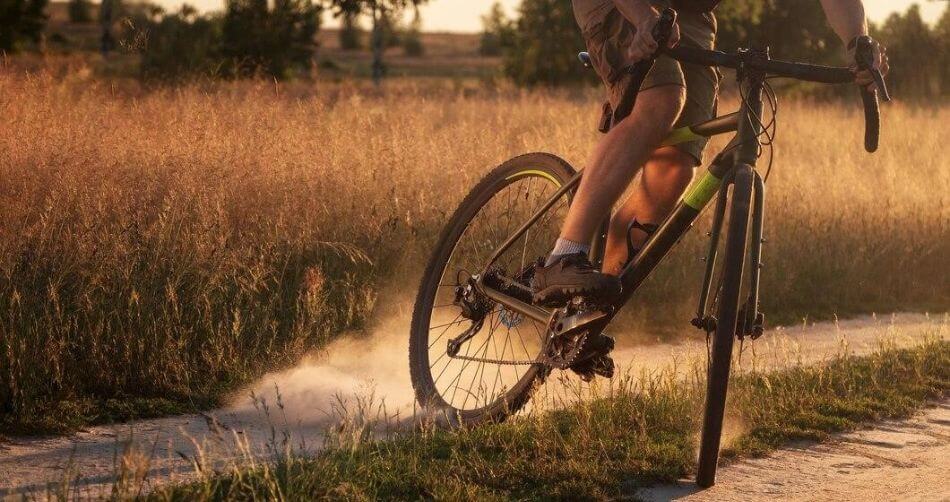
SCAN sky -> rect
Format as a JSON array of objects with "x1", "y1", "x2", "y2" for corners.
[{"x1": 157, "y1": 0, "x2": 947, "y2": 32}]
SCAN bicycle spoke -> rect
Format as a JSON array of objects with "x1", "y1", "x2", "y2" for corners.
[
  {"x1": 421, "y1": 167, "x2": 569, "y2": 413},
  {"x1": 447, "y1": 313, "x2": 498, "y2": 406},
  {"x1": 428, "y1": 314, "x2": 464, "y2": 333}
]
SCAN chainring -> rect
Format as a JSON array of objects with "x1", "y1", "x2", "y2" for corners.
[{"x1": 543, "y1": 331, "x2": 590, "y2": 370}]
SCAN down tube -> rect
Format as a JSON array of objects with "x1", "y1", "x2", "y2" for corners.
[{"x1": 616, "y1": 158, "x2": 731, "y2": 305}]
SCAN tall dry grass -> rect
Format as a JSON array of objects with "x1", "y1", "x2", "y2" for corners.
[{"x1": 0, "y1": 72, "x2": 947, "y2": 430}]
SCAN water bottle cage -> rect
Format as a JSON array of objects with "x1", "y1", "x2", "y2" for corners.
[{"x1": 626, "y1": 218, "x2": 660, "y2": 262}]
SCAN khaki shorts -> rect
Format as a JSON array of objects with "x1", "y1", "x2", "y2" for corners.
[{"x1": 574, "y1": 0, "x2": 720, "y2": 163}]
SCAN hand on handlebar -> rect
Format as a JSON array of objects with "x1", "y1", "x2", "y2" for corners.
[
  {"x1": 627, "y1": 9, "x2": 680, "y2": 63},
  {"x1": 848, "y1": 37, "x2": 889, "y2": 93}
]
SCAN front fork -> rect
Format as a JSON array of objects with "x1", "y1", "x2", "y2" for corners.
[{"x1": 692, "y1": 169, "x2": 766, "y2": 339}]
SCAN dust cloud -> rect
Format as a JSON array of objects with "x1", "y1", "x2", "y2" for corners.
[
  {"x1": 226, "y1": 306, "x2": 944, "y2": 433},
  {"x1": 227, "y1": 301, "x2": 421, "y2": 429}
]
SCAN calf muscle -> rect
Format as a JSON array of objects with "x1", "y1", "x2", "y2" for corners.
[{"x1": 559, "y1": 85, "x2": 685, "y2": 246}]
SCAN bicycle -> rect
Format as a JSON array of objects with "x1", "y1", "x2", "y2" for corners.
[{"x1": 408, "y1": 9, "x2": 889, "y2": 487}]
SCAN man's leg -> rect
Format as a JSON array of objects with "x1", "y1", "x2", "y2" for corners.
[
  {"x1": 557, "y1": 85, "x2": 686, "y2": 247},
  {"x1": 531, "y1": 85, "x2": 685, "y2": 305},
  {"x1": 602, "y1": 146, "x2": 695, "y2": 275}
]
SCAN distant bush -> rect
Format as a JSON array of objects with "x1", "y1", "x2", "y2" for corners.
[
  {"x1": 222, "y1": 0, "x2": 322, "y2": 78},
  {"x1": 401, "y1": 9, "x2": 423, "y2": 56},
  {"x1": 132, "y1": 0, "x2": 321, "y2": 80},
  {"x1": 502, "y1": 0, "x2": 592, "y2": 86},
  {"x1": 376, "y1": 7, "x2": 401, "y2": 48},
  {"x1": 0, "y1": 0, "x2": 48, "y2": 52},
  {"x1": 479, "y1": 1, "x2": 513, "y2": 57},
  {"x1": 138, "y1": 5, "x2": 223, "y2": 80},
  {"x1": 67, "y1": 0, "x2": 92, "y2": 23},
  {"x1": 338, "y1": 10, "x2": 362, "y2": 50},
  {"x1": 873, "y1": 5, "x2": 947, "y2": 97}
]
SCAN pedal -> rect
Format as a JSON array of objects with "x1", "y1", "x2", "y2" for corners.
[
  {"x1": 571, "y1": 353, "x2": 615, "y2": 382},
  {"x1": 568, "y1": 331, "x2": 616, "y2": 381}
]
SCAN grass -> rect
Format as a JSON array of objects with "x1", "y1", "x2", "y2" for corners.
[
  {"x1": 1, "y1": 68, "x2": 947, "y2": 433},
  {"x1": 144, "y1": 339, "x2": 950, "y2": 501}
]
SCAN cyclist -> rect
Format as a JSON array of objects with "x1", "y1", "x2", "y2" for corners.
[{"x1": 531, "y1": 0, "x2": 889, "y2": 306}]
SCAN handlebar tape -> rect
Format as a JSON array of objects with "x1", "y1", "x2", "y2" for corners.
[
  {"x1": 861, "y1": 88, "x2": 880, "y2": 153},
  {"x1": 611, "y1": 8, "x2": 678, "y2": 126},
  {"x1": 855, "y1": 36, "x2": 887, "y2": 153}
]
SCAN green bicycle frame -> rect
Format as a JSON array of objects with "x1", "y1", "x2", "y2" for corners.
[{"x1": 477, "y1": 69, "x2": 768, "y2": 334}]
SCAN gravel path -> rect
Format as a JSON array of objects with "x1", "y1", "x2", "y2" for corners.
[
  {"x1": 636, "y1": 401, "x2": 950, "y2": 501},
  {"x1": 0, "y1": 312, "x2": 945, "y2": 497}
]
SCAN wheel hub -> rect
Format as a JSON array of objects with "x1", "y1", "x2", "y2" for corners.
[{"x1": 499, "y1": 307, "x2": 524, "y2": 328}]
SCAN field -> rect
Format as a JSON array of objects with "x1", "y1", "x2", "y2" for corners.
[{"x1": 1, "y1": 68, "x2": 948, "y2": 434}]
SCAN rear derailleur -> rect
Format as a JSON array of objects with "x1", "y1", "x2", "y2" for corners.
[{"x1": 446, "y1": 264, "x2": 538, "y2": 358}]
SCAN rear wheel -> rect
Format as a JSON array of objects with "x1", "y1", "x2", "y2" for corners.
[
  {"x1": 409, "y1": 153, "x2": 576, "y2": 425},
  {"x1": 696, "y1": 165, "x2": 754, "y2": 487}
]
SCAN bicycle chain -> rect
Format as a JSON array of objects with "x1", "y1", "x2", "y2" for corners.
[
  {"x1": 448, "y1": 332, "x2": 588, "y2": 368},
  {"x1": 449, "y1": 353, "x2": 539, "y2": 366}
]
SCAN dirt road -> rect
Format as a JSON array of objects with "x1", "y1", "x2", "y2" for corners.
[
  {"x1": 636, "y1": 402, "x2": 950, "y2": 502},
  {"x1": 0, "y1": 312, "x2": 945, "y2": 497}
]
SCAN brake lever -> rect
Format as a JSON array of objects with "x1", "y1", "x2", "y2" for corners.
[
  {"x1": 652, "y1": 8, "x2": 677, "y2": 49},
  {"x1": 855, "y1": 36, "x2": 890, "y2": 102},
  {"x1": 870, "y1": 69, "x2": 890, "y2": 102}
]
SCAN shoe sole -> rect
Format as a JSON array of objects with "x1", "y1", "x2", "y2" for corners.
[{"x1": 533, "y1": 284, "x2": 620, "y2": 307}]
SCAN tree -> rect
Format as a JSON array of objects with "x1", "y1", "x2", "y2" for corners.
[
  {"x1": 137, "y1": 4, "x2": 223, "y2": 80},
  {"x1": 339, "y1": 9, "x2": 362, "y2": 50},
  {"x1": 502, "y1": 0, "x2": 592, "y2": 86},
  {"x1": 716, "y1": 0, "x2": 837, "y2": 62},
  {"x1": 326, "y1": 0, "x2": 428, "y2": 85},
  {"x1": 401, "y1": 7, "x2": 423, "y2": 56},
  {"x1": 937, "y1": 4, "x2": 950, "y2": 94},
  {"x1": 479, "y1": 1, "x2": 513, "y2": 57},
  {"x1": 221, "y1": 0, "x2": 322, "y2": 78},
  {"x1": 99, "y1": 0, "x2": 120, "y2": 55},
  {"x1": 0, "y1": 0, "x2": 48, "y2": 52},
  {"x1": 713, "y1": 0, "x2": 764, "y2": 52},
  {"x1": 68, "y1": 0, "x2": 92, "y2": 23},
  {"x1": 876, "y1": 5, "x2": 941, "y2": 96}
]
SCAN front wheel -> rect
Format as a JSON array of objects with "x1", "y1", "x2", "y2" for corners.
[
  {"x1": 409, "y1": 153, "x2": 576, "y2": 425},
  {"x1": 696, "y1": 165, "x2": 754, "y2": 487}
]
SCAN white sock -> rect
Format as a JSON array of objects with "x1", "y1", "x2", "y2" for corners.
[{"x1": 545, "y1": 238, "x2": 590, "y2": 266}]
